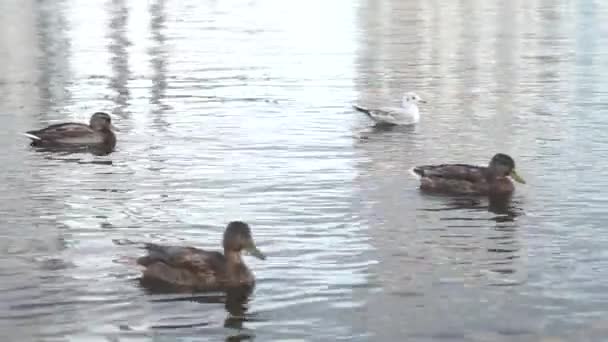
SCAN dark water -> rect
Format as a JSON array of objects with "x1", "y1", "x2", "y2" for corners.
[{"x1": 1, "y1": 0, "x2": 608, "y2": 341}]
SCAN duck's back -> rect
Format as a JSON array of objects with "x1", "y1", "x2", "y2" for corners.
[
  {"x1": 413, "y1": 164, "x2": 518, "y2": 196},
  {"x1": 27, "y1": 122, "x2": 114, "y2": 148},
  {"x1": 138, "y1": 244, "x2": 229, "y2": 290},
  {"x1": 413, "y1": 163, "x2": 487, "y2": 182},
  {"x1": 413, "y1": 163, "x2": 491, "y2": 195}
]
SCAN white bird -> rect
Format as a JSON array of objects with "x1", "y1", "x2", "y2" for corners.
[{"x1": 353, "y1": 92, "x2": 426, "y2": 125}]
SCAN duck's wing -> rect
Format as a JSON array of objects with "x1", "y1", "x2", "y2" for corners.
[
  {"x1": 413, "y1": 164, "x2": 487, "y2": 182},
  {"x1": 418, "y1": 175, "x2": 486, "y2": 195},
  {"x1": 26, "y1": 123, "x2": 103, "y2": 144},
  {"x1": 138, "y1": 243, "x2": 225, "y2": 273}
]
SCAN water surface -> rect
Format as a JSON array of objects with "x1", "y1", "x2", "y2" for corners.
[{"x1": 1, "y1": 0, "x2": 608, "y2": 341}]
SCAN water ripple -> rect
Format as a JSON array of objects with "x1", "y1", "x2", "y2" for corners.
[{"x1": 1, "y1": 0, "x2": 608, "y2": 341}]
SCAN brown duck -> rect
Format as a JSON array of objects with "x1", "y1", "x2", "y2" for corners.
[
  {"x1": 24, "y1": 112, "x2": 117, "y2": 150},
  {"x1": 137, "y1": 221, "x2": 266, "y2": 291},
  {"x1": 412, "y1": 153, "x2": 526, "y2": 196}
]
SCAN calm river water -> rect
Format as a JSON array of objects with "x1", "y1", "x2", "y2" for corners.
[{"x1": 1, "y1": 0, "x2": 608, "y2": 341}]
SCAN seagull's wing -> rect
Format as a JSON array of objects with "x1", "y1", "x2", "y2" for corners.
[
  {"x1": 367, "y1": 107, "x2": 404, "y2": 125},
  {"x1": 354, "y1": 104, "x2": 401, "y2": 124}
]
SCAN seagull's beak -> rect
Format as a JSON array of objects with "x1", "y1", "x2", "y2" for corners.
[{"x1": 419, "y1": 100, "x2": 427, "y2": 104}]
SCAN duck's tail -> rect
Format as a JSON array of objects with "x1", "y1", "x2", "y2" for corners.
[
  {"x1": 112, "y1": 239, "x2": 163, "y2": 267},
  {"x1": 113, "y1": 256, "x2": 141, "y2": 266},
  {"x1": 22, "y1": 132, "x2": 41, "y2": 140},
  {"x1": 353, "y1": 104, "x2": 373, "y2": 118},
  {"x1": 409, "y1": 166, "x2": 424, "y2": 179}
]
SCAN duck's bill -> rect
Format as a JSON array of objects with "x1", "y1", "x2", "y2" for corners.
[
  {"x1": 246, "y1": 245, "x2": 266, "y2": 260},
  {"x1": 110, "y1": 124, "x2": 120, "y2": 131},
  {"x1": 419, "y1": 100, "x2": 427, "y2": 104},
  {"x1": 510, "y1": 170, "x2": 526, "y2": 184}
]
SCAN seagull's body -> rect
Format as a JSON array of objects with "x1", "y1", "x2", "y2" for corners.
[{"x1": 354, "y1": 92, "x2": 425, "y2": 126}]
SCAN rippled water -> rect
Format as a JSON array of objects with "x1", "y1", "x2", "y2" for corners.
[{"x1": 1, "y1": 0, "x2": 608, "y2": 341}]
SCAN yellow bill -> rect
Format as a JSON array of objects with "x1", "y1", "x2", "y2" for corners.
[
  {"x1": 510, "y1": 169, "x2": 526, "y2": 184},
  {"x1": 246, "y1": 245, "x2": 266, "y2": 260}
]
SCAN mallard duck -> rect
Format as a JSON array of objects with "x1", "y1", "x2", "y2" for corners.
[
  {"x1": 353, "y1": 92, "x2": 426, "y2": 125},
  {"x1": 24, "y1": 112, "x2": 117, "y2": 150},
  {"x1": 412, "y1": 153, "x2": 526, "y2": 196},
  {"x1": 137, "y1": 221, "x2": 266, "y2": 291}
]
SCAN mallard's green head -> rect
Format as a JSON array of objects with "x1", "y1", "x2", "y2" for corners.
[
  {"x1": 223, "y1": 221, "x2": 266, "y2": 260},
  {"x1": 90, "y1": 112, "x2": 118, "y2": 131},
  {"x1": 489, "y1": 153, "x2": 525, "y2": 184}
]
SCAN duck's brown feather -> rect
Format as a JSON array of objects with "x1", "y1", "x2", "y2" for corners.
[
  {"x1": 413, "y1": 164, "x2": 488, "y2": 182},
  {"x1": 137, "y1": 243, "x2": 253, "y2": 291},
  {"x1": 414, "y1": 164, "x2": 514, "y2": 196},
  {"x1": 137, "y1": 244, "x2": 225, "y2": 271},
  {"x1": 27, "y1": 122, "x2": 115, "y2": 148}
]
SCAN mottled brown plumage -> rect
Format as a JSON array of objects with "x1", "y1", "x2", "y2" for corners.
[
  {"x1": 413, "y1": 153, "x2": 525, "y2": 196},
  {"x1": 25, "y1": 112, "x2": 117, "y2": 150},
  {"x1": 137, "y1": 221, "x2": 265, "y2": 292}
]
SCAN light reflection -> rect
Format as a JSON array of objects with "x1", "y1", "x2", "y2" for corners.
[
  {"x1": 149, "y1": 0, "x2": 170, "y2": 130},
  {"x1": 107, "y1": 0, "x2": 131, "y2": 117}
]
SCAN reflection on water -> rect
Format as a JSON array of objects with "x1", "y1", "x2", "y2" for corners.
[
  {"x1": 1, "y1": 0, "x2": 608, "y2": 341},
  {"x1": 108, "y1": 0, "x2": 130, "y2": 117},
  {"x1": 144, "y1": 287, "x2": 253, "y2": 332},
  {"x1": 32, "y1": 145, "x2": 116, "y2": 157},
  {"x1": 34, "y1": 0, "x2": 71, "y2": 114},
  {"x1": 419, "y1": 195, "x2": 524, "y2": 283},
  {"x1": 149, "y1": 0, "x2": 170, "y2": 127},
  {"x1": 423, "y1": 196, "x2": 522, "y2": 220}
]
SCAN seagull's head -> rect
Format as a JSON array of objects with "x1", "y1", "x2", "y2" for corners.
[{"x1": 402, "y1": 92, "x2": 426, "y2": 106}]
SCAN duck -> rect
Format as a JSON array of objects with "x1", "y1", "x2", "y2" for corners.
[
  {"x1": 137, "y1": 221, "x2": 266, "y2": 292},
  {"x1": 353, "y1": 92, "x2": 426, "y2": 125},
  {"x1": 24, "y1": 112, "x2": 117, "y2": 150},
  {"x1": 411, "y1": 153, "x2": 525, "y2": 196}
]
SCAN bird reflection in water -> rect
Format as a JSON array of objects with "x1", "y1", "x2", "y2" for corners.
[
  {"x1": 487, "y1": 194, "x2": 521, "y2": 222},
  {"x1": 423, "y1": 194, "x2": 523, "y2": 222},
  {"x1": 36, "y1": 143, "x2": 114, "y2": 155},
  {"x1": 142, "y1": 283, "x2": 256, "y2": 341},
  {"x1": 355, "y1": 121, "x2": 418, "y2": 140},
  {"x1": 33, "y1": 148, "x2": 114, "y2": 166},
  {"x1": 420, "y1": 194, "x2": 524, "y2": 282}
]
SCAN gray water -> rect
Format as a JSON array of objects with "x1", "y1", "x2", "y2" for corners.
[{"x1": 1, "y1": 0, "x2": 608, "y2": 341}]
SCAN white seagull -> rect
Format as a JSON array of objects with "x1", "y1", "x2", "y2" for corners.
[{"x1": 353, "y1": 92, "x2": 426, "y2": 125}]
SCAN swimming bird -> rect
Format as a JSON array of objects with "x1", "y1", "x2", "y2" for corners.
[
  {"x1": 24, "y1": 112, "x2": 117, "y2": 150},
  {"x1": 353, "y1": 92, "x2": 426, "y2": 125},
  {"x1": 137, "y1": 221, "x2": 266, "y2": 292},
  {"x1": 411, "y1": 153, "x2": 525, "y2": 196}
]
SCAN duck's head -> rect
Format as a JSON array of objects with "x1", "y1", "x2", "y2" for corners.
[
  {"x1": 402, "y1": 92, "x2": 426, "y2": 106},
  {"x1": 90, "y1": 112, "x2": 118, "y2": 131},
  {"x1": 489, "y1": 153, "x2": 525, "y2": 184},
  {"x1": 223, "y1": 221, "x2": 266, "y2": 260}
]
